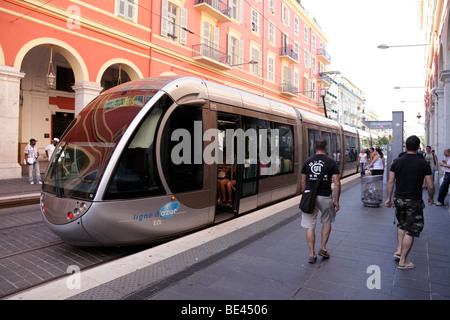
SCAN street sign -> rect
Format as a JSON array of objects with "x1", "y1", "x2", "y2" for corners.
[{"x1": 361, "y1": 120, "x2": 392, "y2": 129}]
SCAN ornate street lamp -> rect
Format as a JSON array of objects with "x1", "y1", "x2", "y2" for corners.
[{"x1": 46, "y1": 45, "x2": 56, "y2": 88}]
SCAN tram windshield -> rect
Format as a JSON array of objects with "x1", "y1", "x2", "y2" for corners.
[{"x1": 43, "y1": 87, "x2": 158, "y2": 200}]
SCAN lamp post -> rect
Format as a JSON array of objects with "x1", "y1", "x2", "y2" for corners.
[
  {"x1": 394, "y1": 86, "x2": 424, "y2": 89},
  {"x1": 377, "y1": 43, "x2": 429, "y2": 49}
]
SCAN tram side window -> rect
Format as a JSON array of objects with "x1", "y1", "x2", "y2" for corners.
[
  {"x1": 321, "y1": 131, "x2": 332, "y2": 157},
  {"x1": 345, "y1": 135, "x2": 357, "y2": 163},
  {"x1": 104, "y1": 95, "x2": 172, "y2": 200},
  {"x1": 276, "y1": 123, "x2": 294, "y2": 174},
  {"x1": 160, "y1": 106, "x2": 203, "y2": 193},
  {"x1": 259, "y1": 120, "x2": 273, "y2": 177},
  {"x1": 332, "y1": 133, "x2": 341, "y2": 165},
  {"x1": 308, "y1": 129, "x2": 320, "y2": 157}
]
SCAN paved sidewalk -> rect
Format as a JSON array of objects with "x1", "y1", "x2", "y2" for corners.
[
  {"x1": 144, "y1": 181, "x2": 450, "y2": 300},
  {"x1": 0, "y1": 163, "x2": 46, "y2": 207}
]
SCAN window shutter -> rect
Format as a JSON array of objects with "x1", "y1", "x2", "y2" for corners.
[
  {"x1": 257, "y1": 50, "x2": 262, "y2": 76},
  {"x1": 117, "y1": 0, "x2": 126, "y2": 17},
  {"x1": 179, "y1": 7, "x2": 188, "y2": 45},
  {"x1": 213, "y1": 26, "x2": 220, "y2": 61},
  {"x1": 239, "y1": 0, "x2": 243, "y2": 23},
  {"x1": 228, "y1": 33, "x2": 232, "y2": 65},
  {"x1": 238, "y1": 39, "x2": 244, "y2": 68},
  {"x1": 161, "y1": 0, "x2": 169, "y2": 37}
]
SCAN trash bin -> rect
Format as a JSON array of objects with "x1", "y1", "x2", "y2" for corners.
[{"x1": 361, "y1": 175, "x2": 383, "y2": 207}]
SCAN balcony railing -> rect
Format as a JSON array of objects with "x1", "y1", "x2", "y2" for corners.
[
  {"x1": 317, "y1": 48, "x2": 331, "y2": 64},
  {"x1": 192, "y1": 43, "x2": 231, "y2": 69},
  {"x1": 194, "y1": 0, "x2": 232, "y2": 22},
  {"x1": 281, "y1": 83, "x2": 298, "y2": 95},
  {"x1": 318, "y1": 73, "x2": 332, "y2": 86},
  {"x1": 279, "y1": 46, "x2": 298, "y2": 63}
]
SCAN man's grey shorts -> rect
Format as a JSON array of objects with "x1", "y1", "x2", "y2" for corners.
[{"x1": 301, "y1": 195, "x2": 336, "y2": 229}]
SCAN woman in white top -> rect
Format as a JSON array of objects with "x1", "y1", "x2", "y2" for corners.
[
  {"x1": 368, "y1": 147, "x2": 385, "y2": 176},
  {"x1": 423, "y1": 145, "x2": 438, "y2": 188},
  {"x1": 358, "y1": 149, "x2": 368, "y2": 177}
]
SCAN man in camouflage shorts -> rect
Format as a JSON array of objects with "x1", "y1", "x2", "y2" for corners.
[
  {"x1": 393, "y1": 198, "x2": 425, "y2": 237},
  {"x1": 385, "y1": 136, "x2": 434, "y2": 270}
]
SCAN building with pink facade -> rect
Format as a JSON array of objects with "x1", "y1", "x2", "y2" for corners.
[{"x1": 0, "y1": 0, "x2": 330, "y2": 179}]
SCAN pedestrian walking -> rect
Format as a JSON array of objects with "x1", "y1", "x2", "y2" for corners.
[
  {"x1": 423, "y1": 145, "x2": 438, "y2": 189},
  {"x1": 24, "y1": 138, "x2": 41, "y2": 184},
  {"x1": 436, "y1": 148, "x2": 450, "y2": 206},
  {"x1": 358, "y1": 148, "x2": 368, "y2": 177},
  {"x1": 300, "y1": 138, "x2": 341, "y2": 264},
  {"x1": 385, "y1": 135, "x2": 435, "y2": 270}
]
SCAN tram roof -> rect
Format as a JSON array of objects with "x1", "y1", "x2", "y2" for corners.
[{"x1": 296, "y1": 108, "x2": 341, "y2": 130}]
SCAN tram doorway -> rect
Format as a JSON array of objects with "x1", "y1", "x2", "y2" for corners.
[{"x1": 215, "y1": 113, "x2": 242, "y2": 221}]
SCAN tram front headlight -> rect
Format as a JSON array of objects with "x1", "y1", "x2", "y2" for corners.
[{"x1": 68, "y1": 202, "x2": 90, "y2": 221}]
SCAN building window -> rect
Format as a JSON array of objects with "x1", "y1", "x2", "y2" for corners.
[
  {"x1": 304, "y1": 50, "x2": 311, "y2": 69},
  {"x1": 116, "y1": 0, "x2": 137, "y2": 22},
  {"x1": 268, "y1": 55, "x2": 275, "y2": 82},
  {"x1": 228, "y1": 33, "x2": 243, "y2": 67},
  {"x1": 303, "y1": 75, "x2": 309, "y2": 96},
  {"x1": 161, "y1": 0, "x2": 188, "y2": 45},
  {"x1": 268, "y1": 21, "x2": 275, "y2": 45},
  {"x1": 230, "y1": 0, "x2": 243, "y2": 22},
  {"x1": 250, "y1": 45, "x2": 262, "y2": 76},
  {"x1": 294, "y1": 42, "x2": 299, "y2": 62},
  {"x1": 282, "y1": 4, "x2": 290, "y2": 26},
  {"x1": 304, "y1": 26, "x2": 308, "y2": 44},
  {"x1": 312, "y1": 34, "x2": 316, "y2": 51},
  {"x1": 294, "y1": 69, "x2": 299, "y2": 93},
  {"x1": 294, "y1": 16, "x2": 299, "y2": 35},
  {"x1": 311, "y1": 81, "x2": 316, "y2": 100},
  {"x1": 269, "y1": 0, "x2": 275, "y2": 14},
  {"x1": 251, "y1": 8, "x2": 259, "y2": 33},
  {"x1": 56, "y1": 66, "x2": 74, "y2": 93}
]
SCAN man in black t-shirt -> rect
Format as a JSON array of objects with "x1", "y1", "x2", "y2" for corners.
[
  {"x1": 300, "y1": 138, "x2": 340, "y2": 264},
  {"x1": 385, "y1": 135, "x2": 435, "y2": 270}
]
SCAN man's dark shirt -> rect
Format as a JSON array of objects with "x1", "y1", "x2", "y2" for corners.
[
  {"x1": 390, "y1": 153, "x2": 432, "y2": 200},
  {"x1": 301, "y1": 154, "x2": 340, "y2": 197}
]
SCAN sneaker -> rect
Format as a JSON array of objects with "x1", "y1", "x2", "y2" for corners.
[
  {"x1": 30, "y1": 181, "x2": 34, "y2": 184},
  {"x1": 435, "y1": 202, "x2": 444, "y2": 206},
  {"x1": 37, "y1": 181, "x2": 42, "y2": 184}
]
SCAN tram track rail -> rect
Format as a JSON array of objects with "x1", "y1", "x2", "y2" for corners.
[{"x1": 0, "y1": 204, "x2": 148, "y2": 299}]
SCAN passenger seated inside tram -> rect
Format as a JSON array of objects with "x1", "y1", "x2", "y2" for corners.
[{"x1": 217, "y1": 164, "x2": 236, "y2": 207}]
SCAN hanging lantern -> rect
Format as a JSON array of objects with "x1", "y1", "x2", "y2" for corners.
[{"x1": 46, "y1": 45, "x2": 56, "y2": 88}]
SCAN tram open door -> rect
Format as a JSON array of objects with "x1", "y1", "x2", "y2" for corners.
[{"x1": 215, "y1": 113, "x2": 243, "y2": 221}]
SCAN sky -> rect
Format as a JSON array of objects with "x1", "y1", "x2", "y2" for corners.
[{"x1": 301, "y1": 0, "x2": 427, "y2": 136}]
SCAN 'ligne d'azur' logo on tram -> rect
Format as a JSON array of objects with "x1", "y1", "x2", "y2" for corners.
[{"x1": 133, "y1": 201, "x2": 180, "y2": 222}]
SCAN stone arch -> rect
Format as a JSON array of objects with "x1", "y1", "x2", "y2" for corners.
[
  {"x1": 96, "y1": 58, "x2": 143, "y2": 84},
  {"x1": 14, "y1": 38, "x2": 89, "y2": 82}
]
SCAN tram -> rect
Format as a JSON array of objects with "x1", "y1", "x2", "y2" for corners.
[{"x1": 41, "y1": 76, "x2": 376, "y2": 246}]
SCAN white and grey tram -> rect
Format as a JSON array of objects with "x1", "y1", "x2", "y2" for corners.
[{"x1": 41, "y1": 76, "x2": 376, "y2": 246}]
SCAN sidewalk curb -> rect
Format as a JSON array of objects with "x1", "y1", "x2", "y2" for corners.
[{"x1": 0, "y1": 193, "x2": 40, "y2": 209}]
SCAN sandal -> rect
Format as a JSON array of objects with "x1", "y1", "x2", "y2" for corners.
[
  {"x1": 318, "y1": 249, "x2": 330, "y2": 259},
  {"x1": 393, "y1": 253, "x2": 401, "y2": 260},
  {"x1": 308, "y1": 256, "x2": 317, "y2": 264},
  {"x1": 398, "y1": 262, "x2": 415, "y2": 270}
]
